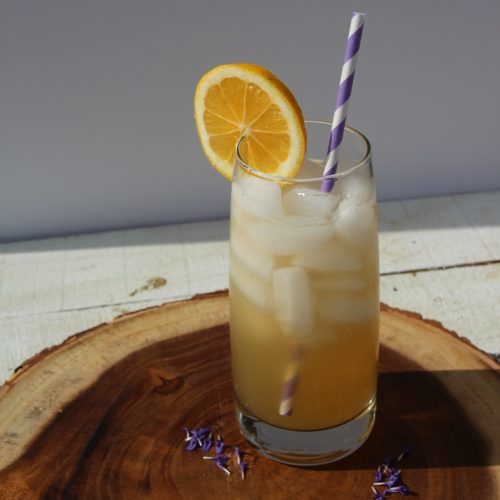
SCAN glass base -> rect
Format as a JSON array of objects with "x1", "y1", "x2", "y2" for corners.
[{"x1": 235, "y1": 397, "x2": 376, "y2": 466}]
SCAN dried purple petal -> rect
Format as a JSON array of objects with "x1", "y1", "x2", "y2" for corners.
[
  {"x1": 193, "y1": 427, "x2": 210, "y2": 437},
  {"x1": 387, "y1": 485, "x2": 413, "y2": 496},
  {"x1": 202, "y1": 435, "x2": 213, "y2": 452},
  {"x1": 387, "y1": 471, "x2": 401, "y2": 487},
  {"x1": 234, "y1": 446, "x2": 243, "y2": 463},
  {"x1": 214, "y1": 454, "x2": 231, "y2": 475},
  {"x1": 372, "y1": 447, "x2": 414, "y2": 499},
  {"x1": 239, "y1": 461, "x2": 248, "y2": 480},
  {"x1": 185, "y1": 438, "x2": 198, "y2": 451},
  {"x1": 215, "y1": 435, "x2": 225, "y2": 455},
  {"x1": 193, "y1": 428, "x2": 209, "y2": 446},
  {"x1": 182, "y1": 427, "x2": 250, "y2": 479},
  {"x1": 183, "y1": 427, "x2": 213, "y2": 451},
  {"x1": 216, "y1": 463, "x2": 231, "y2": 475},
  {"x1": 371, "y1": 485, "x2": 386, "y2": 500},
  {"x1": 233, "y1": 446, "x2": 248, "y2": 479},
  {"x1": 203, "y1": 453, "x2": 231, "y2": 475},
  {"x1": 215, "y1": 454, "x2": 229, "y2": 466}
]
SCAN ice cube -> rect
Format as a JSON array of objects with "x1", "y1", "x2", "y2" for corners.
[
  {"x1": 246, "y1": 216, "x2": 335, "y2": 256},
  {"x1": 230, "y1": 259, "x2": 273, "y2": 313},
  {"x1": 335, "y1": 175, "x2": 374, "y2": 204},
  {"x1": 317, "y1": 294, "x2": 376, "y2": 324},
  {"x1": 231, "y1": 200, "x2": 256, "y2": 226},
  {"x1": 314, "y1": 275, "x2": 367, "y2": 292},
  {"x1": 230, "y1": 229, "x2": 275, "y2": 282},
  {"x1": 291, "y1": 246, "x2": 362, "y2": 272},
  {"x1": 334, "y1": 199, "x2": 376, "y2": 246},
  {"x1": 273, "y1": 267, "x2": 315, "y2": 337},
  {"x1": 282, "y1": 187, "x2": 340, "y2": 219},
  {"x1": 231, "y1": 174, "x2": 283, "y2": 220}
]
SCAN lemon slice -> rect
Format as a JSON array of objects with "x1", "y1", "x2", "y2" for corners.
[{"x1": 194, "y1": 63, "x2": 306, "y2": 180}]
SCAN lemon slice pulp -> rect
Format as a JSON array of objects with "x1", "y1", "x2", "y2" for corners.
[{"x1": 194, "y1": 63, "x2": 306, "y2": 180}]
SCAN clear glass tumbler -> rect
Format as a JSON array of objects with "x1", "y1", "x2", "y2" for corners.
[{"x1": 229, "y1": 120, "x2": 379, "y2": 465}]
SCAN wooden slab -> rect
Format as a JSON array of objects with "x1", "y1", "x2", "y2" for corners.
[{"x1": 0, "y1": 291, "x2": 498, "y2": 499}]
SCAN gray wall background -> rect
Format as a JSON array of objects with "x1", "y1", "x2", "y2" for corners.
[{"x1": 1, "y1": 0, "x2": 499, "y2": 242}]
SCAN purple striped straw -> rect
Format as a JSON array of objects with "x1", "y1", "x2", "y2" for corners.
[
  {"x1": 279, "y1": 345, "x2": 304, "y2": 417},
  {"x1": 321, "y1": 12, "x2": 366, "y2": 193}
]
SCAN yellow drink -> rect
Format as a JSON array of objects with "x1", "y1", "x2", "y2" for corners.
[
  {"x1": 229, "y1": 123, "x2": 379, "y2": 463},
  {"x1": 230, "y1": 237, "x2": 378, "y2": 430},
  {"x1": 230, "y1": 159, "x2": 379, "y2": 430}
]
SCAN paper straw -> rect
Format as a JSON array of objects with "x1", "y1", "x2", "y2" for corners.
[
  {"x1": 321, "y1": 12, "x2": 366, "y2": 193},
  {"x1": 279, "y1": 345, "x2": 304, "y2": 416}
]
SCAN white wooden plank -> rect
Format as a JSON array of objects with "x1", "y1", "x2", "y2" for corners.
[
  {"x1": 451, "y1": 191, "x2": 500, "y2": 258},
  {"x1": 378, "y1": 191, "x2": 500, "y2": 273},
  {"x1": 0, "y1": 220, "x2": 229, "y2": 317},
  {"x1": 381, "y1": 263, "x2": 500, "y2": 355}
]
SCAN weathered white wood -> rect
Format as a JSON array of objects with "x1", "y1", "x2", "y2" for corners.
[
  {"x1": 0, "y1": 220, "x2": 229, "y2": 317},
  {"x1": 0, "y1": 191, "x2": 498, "y2": 385},
  {"x1": 378, "y1": 191, "x2": 500, "y2": 273},
  {"x1": 380, "y1": 263, "x2": 500, "y2": 355}
]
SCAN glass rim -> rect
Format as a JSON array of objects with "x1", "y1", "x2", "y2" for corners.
[{"x1": 235, "y1": 119, "x2": 372, "y2": 184}]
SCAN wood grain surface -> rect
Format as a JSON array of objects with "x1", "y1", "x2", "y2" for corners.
[{"x1": 0, "y1": 291, "x2": 498, "y2": 499}]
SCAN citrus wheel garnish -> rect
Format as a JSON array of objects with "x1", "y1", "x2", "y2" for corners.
[{"x1": 194, "y1": 63, "x2": 306, "y2": 180}]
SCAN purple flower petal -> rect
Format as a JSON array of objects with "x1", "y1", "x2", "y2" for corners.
[
  {"x1": 202, "y1": 437, "x2": 213, "y2": 452},
  {"x1": 390, "y1": 484, "x2": 414, "y2": 496},
  {"x1": 387, "y1": 471, "x2": 401, "y2": 487},
  {"x1": 387, "y1": 485, "x2": 406, "y2": 494},
  {"x1": 239, "y1": 461, "x2": 248, "y2": 480},
  {"x1": 193, "y1": 427, "x2": 210, "y2": 437},
  {"x1": 372, "y1": 448, "x2": 415, "y2": 498},
  {"x1": 371, "y1": 485, "x2": 386, "y2": 499},
  {"x1": 185, "y1": 438, "x2": 198, "y2": 451},
  {"x1": 214, "y1": 454, "x2": 231, "y2": 475},
  {"x1": 215, "y1": 435, "x2": 225, "y2": 455},
  {"x1": 234, "y1": 446, "x2": 244, "y2": 464},
  {"x1": 215, "y1": 454, "x2": 229, "y2": 466},
  {"x1": 216, "y1": 463, "x2": 231, "y2": 475}
]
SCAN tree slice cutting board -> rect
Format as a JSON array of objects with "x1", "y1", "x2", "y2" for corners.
[{"x1": 0, "y1": 291, "x2": 498, "y2": 499}]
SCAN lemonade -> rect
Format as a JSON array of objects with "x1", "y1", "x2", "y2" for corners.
[{"x1": 229, "y1": 123, "x2": 379, "y2": 438}]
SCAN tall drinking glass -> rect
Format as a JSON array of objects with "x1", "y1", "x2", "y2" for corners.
[{"x1": 229, "y1": 120, "x2": 379, "y2": 465}]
